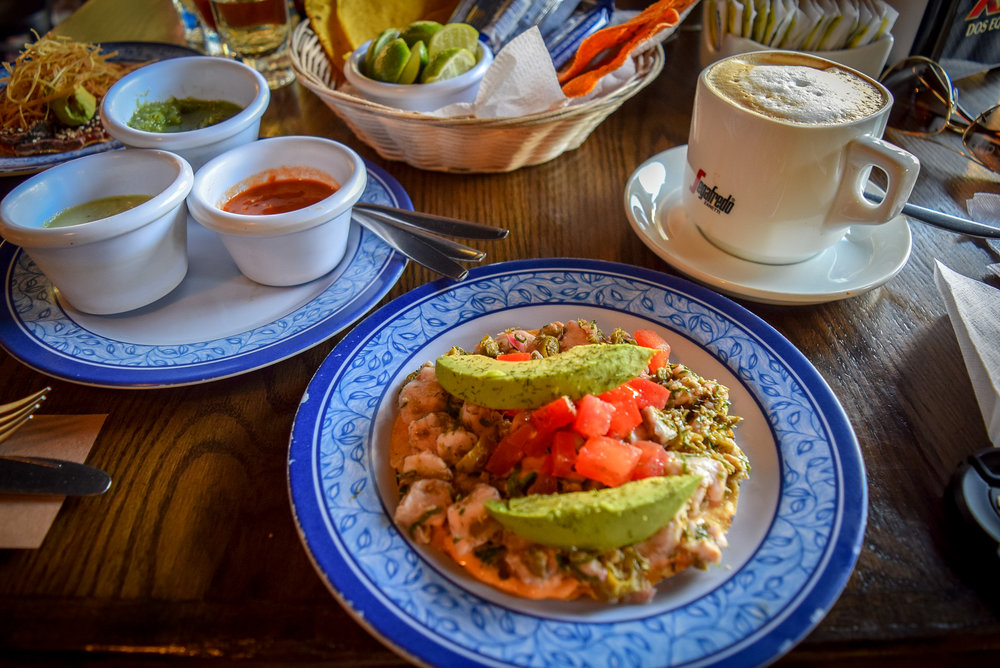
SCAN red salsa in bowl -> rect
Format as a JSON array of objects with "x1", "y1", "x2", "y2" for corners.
[{"x1": 222, "y1": 177, "x2": 337, "y2": 215}]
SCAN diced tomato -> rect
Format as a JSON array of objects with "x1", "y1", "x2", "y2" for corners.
[
  {"x1": 485, "y1": 433, "x2": 523, "y2": 475},
  {"x1": 497, "y1": 352, "x2": 532, "y2": 362},
  {"x1": 520, "y1": 424, "x2": 553, "y2": 458},
  {"x1": 526, "y1": 455, "x2": 557, "y2": 494},
  {"x1": 486, "y1": 421, "x2": 545, "y2": 475},
  {"x1": 572, "y1": 394, "x2": 615, "y2": 438},
  {"x1": 530, "y1": 396, "x2": 577, "y2": 432},
  {"x1": 598, "y1": 383, "x2": 638, "y2": 404},
  {"x1": 598, "y1": 383, "x2": 642, "y2": 438},
  {"x1": 627, "y1": 377, "x2": 670, "y2": 410},
  {"x1": 549, "y1": 430, "x2": 580, "y2": 477},
  {"x1": 527, "y1": 471, "x2": 558, "y2": 495},
  {"x1": 605, "y1": 397, "x2": 642, "y2": 439},
  {"x1": 519, "y1": 455, "x2": 548, "y2": 473},
  {"x1": 634, "y1": 329, "x2": 671, "y2": 373},
  {"x1": 633, "y1": 328, "x2": 670, "y2": 351},
  {"x1": 574, "y1": 436, "x2": 641, "y2": 487},
  {"x1": 508, "y1": 410, "x2": 531, "y2": 426},
  {"x1": 630, "y1": 440, "x2": 671, "y2": 480}
]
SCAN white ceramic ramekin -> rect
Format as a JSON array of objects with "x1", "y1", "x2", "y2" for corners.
[
  {"x1": 186, "y1": 136, "x2": 367, "y2": 287},
  {"x1": 100, "y1": 56, "x2": 270, "y2": 170},
  {"x1": 0, "y1": 149, "x2": 193, "y2": 315},
  {"x1": 343, "y1": 41, "x2": 492, "y2": 112}
]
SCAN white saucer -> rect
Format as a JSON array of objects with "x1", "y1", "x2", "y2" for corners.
[{"x1": 624, "y1": 145, "x2": 913, "y2": 305}]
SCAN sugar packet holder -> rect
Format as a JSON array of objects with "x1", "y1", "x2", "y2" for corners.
[{"x1": 701, "y1": 0, "x2": 899, "y2": 78}]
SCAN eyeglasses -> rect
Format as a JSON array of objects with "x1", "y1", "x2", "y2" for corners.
[{"x1": 879, "y1": 56, "x2": 1000, "y2": 174}]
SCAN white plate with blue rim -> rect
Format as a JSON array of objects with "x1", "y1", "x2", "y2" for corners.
[
  {"x1": 288, "y1": 258, "x2": 867, "y2": 667},
  {"x1": 0, "y1": 160, "x2": 408, "y2": 387},
  {"x1": 0, "y1": 41, "x2": 201, "y2": 177}
]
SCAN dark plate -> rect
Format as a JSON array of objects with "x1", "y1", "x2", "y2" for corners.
[{"x1": 0, "y1": 41, "x2": 200, "y2": 177}]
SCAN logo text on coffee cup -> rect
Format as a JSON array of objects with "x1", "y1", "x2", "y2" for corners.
[{"x1": 690, "y1": 169, "x2": 735, "y2": 214}]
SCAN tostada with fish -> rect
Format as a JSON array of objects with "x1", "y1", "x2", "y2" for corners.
[
  {"x1": 0, "y1": 34, "x2": 146, "y2": 157},
  {"x1": 390, "y1": 319, "x2": 750, "y2": 604}
]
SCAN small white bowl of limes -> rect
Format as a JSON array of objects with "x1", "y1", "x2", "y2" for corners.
[{"x1": 343, "y1": 21, "x2": 492, "y2": 113}]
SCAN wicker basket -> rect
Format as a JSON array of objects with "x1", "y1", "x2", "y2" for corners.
[{"x1": 290, "y1": 21, "x2": 665, "y2": 173}]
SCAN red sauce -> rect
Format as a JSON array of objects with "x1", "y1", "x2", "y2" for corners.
[{"x1": 223, "y1": 178, "x2": 337, "y2": 215}]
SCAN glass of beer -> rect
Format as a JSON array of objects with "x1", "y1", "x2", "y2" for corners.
[{"x1": 209, "y1": 0, "x2": 294, "y2": 88}]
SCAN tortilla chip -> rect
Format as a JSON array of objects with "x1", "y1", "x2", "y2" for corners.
[{"x1": 305, "y1": 0, "x2": 460, "y2": 72}]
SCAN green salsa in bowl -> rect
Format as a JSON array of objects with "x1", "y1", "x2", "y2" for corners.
[{"x1": 100, "y1": 56, "x2": 269, "y2": 170}]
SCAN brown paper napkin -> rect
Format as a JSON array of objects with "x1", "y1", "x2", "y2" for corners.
[{"x1": 0, "y1": 414, "x2": 107, "y2": 549}]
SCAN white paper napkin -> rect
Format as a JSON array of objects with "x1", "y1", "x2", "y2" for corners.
[
  {"x1": 0, "y1": 414, "x2": 108, "y2": 548},
  {"x1": 432, "y1": 27, "x2": 567, "y2": 118},
  {"x1": 430, "y1": 24, "x2": 656, "y2": 118},
  {"x1": 934, "y1": 260, "x2": 1000, "y2": 446}
]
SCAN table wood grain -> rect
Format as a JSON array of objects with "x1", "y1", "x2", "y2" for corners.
[{"x1": 2, "y1": 1, "x2": 999, "y2": 665}]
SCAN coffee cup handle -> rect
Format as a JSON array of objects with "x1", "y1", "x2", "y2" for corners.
[{"x1": 829, "y1": 135, "x2": 920, "y2": 227}]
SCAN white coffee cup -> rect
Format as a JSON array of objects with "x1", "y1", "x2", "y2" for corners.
[{"x1": 682, "y1": 50, "x2": 920, "y2": 265}]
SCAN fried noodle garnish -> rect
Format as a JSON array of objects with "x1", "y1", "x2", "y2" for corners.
[{"x1": 0, "y1": 33, "x2": 139, "y2": 132}]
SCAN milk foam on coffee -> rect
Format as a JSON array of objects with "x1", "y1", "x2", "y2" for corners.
[{"x1": 707, "y1": 53, "x2": 885, "y2": 125}]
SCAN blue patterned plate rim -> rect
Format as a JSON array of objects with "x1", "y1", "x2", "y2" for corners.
[
  {"x1": 287, "y1": 258, "x2": 868, "y2": 668},
  {"x1": 0, "y1": 41, "x2": 201, "y2": 176},
  {"x1": 0, "y1": 159, "x2": 409, "y2": 388}
]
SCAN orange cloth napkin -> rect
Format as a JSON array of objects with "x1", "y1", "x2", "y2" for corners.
[{"x1": 0, "y1": 414, "x2": 107, "y2": 549}]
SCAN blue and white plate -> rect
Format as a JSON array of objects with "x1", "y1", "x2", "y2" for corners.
[
  {"x1": 288, "y1": 258, "x2": 867, "y2": 668},
  {"x1": 0, "y1": 161, "x2": 408, "y2": 387},
  {"x1": 0, "y1": 41, "x2": 200, "y2": 177}
]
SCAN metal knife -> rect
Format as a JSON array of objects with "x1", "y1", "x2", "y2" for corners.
[
  {"x1": 0, "y1": 455, "x2": 112, "y2": 496},
  {"x1": 353, "y1": 212, "x2": 469, "y2": 280},
  {"x1": 355, "y1": 203, "x2": 510, "y2": 240},
  {"x1": 357, "y1": 208, "x2": 486, "y2": 262}
]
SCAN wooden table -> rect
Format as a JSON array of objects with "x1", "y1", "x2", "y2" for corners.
[{"x1": 2, "y1": 1, "x2": 999, "y2": 665}]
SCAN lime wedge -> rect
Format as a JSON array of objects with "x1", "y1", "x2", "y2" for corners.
[
  {"x1": 364, "y1": 28, "x2": 400, "y2": 76},
  {"x1": 427, "y1": 22, "x2": 479, "y2": 62},
  {"x1": 396, "y1": 40, "x2": 425, "y2": 85},
  {"x1": 414, "y1": 39, "x2": 428, "y2": 68},
  {"x1": 400, "y1": 20, "x2": 442, "y2": 48},
  {"x1": 420, "y1": 47, "x2": 476, "y2": 84},
  {"x1": 370, "y1": 37, "x2": 410, "y2": 83}
]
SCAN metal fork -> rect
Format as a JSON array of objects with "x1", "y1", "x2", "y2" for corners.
[{"x1": 0, "y1": 387, "x2": 50, "y2": 445}]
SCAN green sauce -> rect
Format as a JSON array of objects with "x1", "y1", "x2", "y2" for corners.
[
  {"x1": 127, "y1": 97, "x2": 244, "y2": 133},
  {"x1": 44, "y1": 194, "x2": 153, "y2": 228}
]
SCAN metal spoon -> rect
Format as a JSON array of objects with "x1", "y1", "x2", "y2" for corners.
[{"x1": 864, "y1": 183, "x2": 1000, "y2": 239}]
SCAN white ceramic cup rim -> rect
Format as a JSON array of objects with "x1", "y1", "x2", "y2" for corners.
[
  {"x1": 100, "y1": 56, "x2": 270, "y2": 150},
  {"x1": 188, "y1": 135, "x2": 367, "y2": 237},
  {"x1": 0, "y1": 149, "x2": 194, "y2": 248},
  {"x1": 701, "y1": 50, "x2": 893, "y2": 128}
]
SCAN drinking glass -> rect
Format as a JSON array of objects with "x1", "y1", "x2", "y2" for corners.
[
  {"x1": 169, "y1": 0, "x2": 223, "y2": 55},
  {"x1": 209, "y1": 0, "x2": 294, "y2": 89}
]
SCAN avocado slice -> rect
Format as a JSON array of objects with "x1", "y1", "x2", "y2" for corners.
[
  {"x1": 50, "y1": 85, "x2": 97, "y2": 126},
  {"x1": 434, "y1": 344, "x2": 653, "y2": 410},
  {"x1": 484, "y1": 475, "x2": 702, "y2": 551}
]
